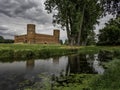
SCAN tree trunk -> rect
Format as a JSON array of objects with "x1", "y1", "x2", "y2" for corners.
[
  {"x1": 69, "y1": 16, "x2": 75, "y2": 46},
  {"x1": 70, "y1": 37, "x2": 75, "y2": 46},
  {"x1": 77, "y1": 4, "x2": 86, "y2": 46},
  {"x1": 66, "y1": 19, "x2": 70, "y2": 45}
]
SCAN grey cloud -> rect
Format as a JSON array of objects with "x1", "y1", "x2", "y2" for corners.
[
  {"x1": 0, "y1": 25, "x2": 16, "y2": 37},
  {"x1": 0, "y1": 25, "x2": 9, "y2": 31},
  {"x1": 0, "y1": 0, "x2": 38, "y2": 16},
  {"x1": 0, "y1": 0, "x2": 55, "y2": 39},
  {"x1": 0, "y1": 32, "x2": 14, "y2": 36},
  {"x1": 0, "y1": 31, "x2": 14, "y2": 39},
  {"x1": 0, "y1": 0, "x2": 51, "y2": 24}
]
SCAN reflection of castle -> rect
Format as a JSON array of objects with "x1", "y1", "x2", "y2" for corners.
[
  {"x1": 14, "y1": 24, "x2": 60, "y2": 44},
  {"x1": 26, "y1": 60, "x2": 35, "y2": 69},
  {"x1": 53, "y1": 57, "x2": 59, "y2": 64}
]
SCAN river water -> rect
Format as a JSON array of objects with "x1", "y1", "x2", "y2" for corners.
[{"x1": 0, "y1": 53, "x2": 107, "y2": 90}]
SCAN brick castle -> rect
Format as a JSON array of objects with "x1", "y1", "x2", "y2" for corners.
[{"x1": 14, "y1": 24, "x2": 60, "y2": 44}]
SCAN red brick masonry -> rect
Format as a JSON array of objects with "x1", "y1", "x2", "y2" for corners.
[{"x1": 14, "y1": 24, "x2": 60, "y2": 44}]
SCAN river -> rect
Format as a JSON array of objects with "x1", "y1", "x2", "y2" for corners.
[{"x1": 0, "y1": 53, "x2": 108, "y2": 90}]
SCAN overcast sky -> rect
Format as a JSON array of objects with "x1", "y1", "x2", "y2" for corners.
[{"x1": 0, "y1": 0, "x2": 113, "y2": 41}]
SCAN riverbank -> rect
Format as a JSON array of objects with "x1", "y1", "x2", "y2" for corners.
[
  {"x1": 52, "y1": 59, "x2": 120, "y2": 90},
  {"x1": 0, "y1": 44, "x2": 120, "y2": 90},
  {"x1": 0, "y1": 44, "x2": 78, "y2": 59},
  {"x1": 0, "y1": 44, "x2": 120, "y2": 59}
]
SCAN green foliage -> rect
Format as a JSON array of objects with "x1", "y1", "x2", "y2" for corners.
[
  {"x1": 0, "y1": 49, "x2": 14, "y2": 59},
  {"x1": 100, "y1": 0, "x2": 120, "y2": 16},
  {"x1": 18, "y1": 73, "x2": 51, "y2": 90},
  {"x1": 0, "y1": 44, "x2": 78, "y2": 59},
  {"x1": 0, "y1": 36, "x2": 4, "y2": 43},
  {"x1": 53, "y1": 74, "x2": 96, "y2": 90},
  {"x1": 90, "y1": 59, "x2": 120, "y2": 90},
  {"x1": 3, "y1": 39, "x2": 14, "y2": 43},
  {"x1": 0, "y1": 44, "x2": 120, "y2": 59},
  {"x1": 97, "y1": 17, "x2": 120, "y2": 46},
  {"x1": 14, "y1": 50, "x2": 35, "y2": 59},
  {"x1": 0, "y1": 36, "x2": 4, "y2": 40},
  {"x1": 52, "y1": 54, "x2": 120, "y2": 90},
  {"x1": 86, "y1": 30, "x2": 96, "y2": 45},
  {"x1": 44, "y1": 0, "x2": 102, "y2": 45},
  {"x1": 0, "y1": 36, "x2": 14, "y2": 43}
]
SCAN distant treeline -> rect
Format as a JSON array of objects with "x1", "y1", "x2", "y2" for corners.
[{"x1": 0, "y1": 36, "x2": 14, "y2": 43}]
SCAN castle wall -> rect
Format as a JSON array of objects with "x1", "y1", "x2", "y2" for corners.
[
  {"x1": 15, "y1": 35, "x2": 27, "y2": 43},
  {"x1": 14, "y1": 24, "x2": 60, "y2": 44},
  {"x1": 35, "y1": 34, "x2": 57, "y2": 44}
]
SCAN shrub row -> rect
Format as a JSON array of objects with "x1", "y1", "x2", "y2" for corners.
[
  {"x1": 0, "y1": 48, "x2": 78, "y2": 60},
  {"x1": 97, "y1": 41, "x2": 120, "y2": 46}
]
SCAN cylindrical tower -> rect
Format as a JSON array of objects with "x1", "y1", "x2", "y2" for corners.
[
  {"x1": 53, "y1": 29, "x2": 60, "y2": 43},
  {"x1": 27, "y1": 24, "x2": 35, "y2": 35},
  {"x1": 27, "y1": 24, "x2": 36, "y2": 44}
]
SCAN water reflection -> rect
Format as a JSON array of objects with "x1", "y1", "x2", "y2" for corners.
[
  {"x1": 0, "y1": 54, "x2": 105, "y2": 75},
  {"x1": 68, "y1": 54, "x2": 95, "y2": 74},
  {"x1": 26, "y1": 60, "x2": 35, "y2": 70},
  {"x1": 93, "y1": 54, "x2": 104, "y2": 74},
  {"x1": 0, "y1": 53, "x2": 105, "y2": 89}
]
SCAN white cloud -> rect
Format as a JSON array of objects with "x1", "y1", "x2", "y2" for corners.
[{"x1": 95, "y1": 14, "x2": 114, "y2": 34}]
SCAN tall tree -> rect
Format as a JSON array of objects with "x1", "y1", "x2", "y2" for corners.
[
  {"x1": 44, "y1": 0, "x2": 102, "y2": 45},
  {"x1": 78, "y1": 0, "x2": 102, "y2": 45}
]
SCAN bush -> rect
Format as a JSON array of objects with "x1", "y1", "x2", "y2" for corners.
[
  {"x1": 0, "y1": 49, "x2": 14, "y2": 59},
  {"x1": 14, "y1": 50, "x2": 35, "y2": 59},
  {"x1": 97, "y1": 23, "x2": 120, "y2": 46},
  {"x1": 90, "y1": 59, "x2": 120, "y2": 90}
]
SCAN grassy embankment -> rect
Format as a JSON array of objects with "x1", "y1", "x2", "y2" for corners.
[
  {"x1": 0, "y1": 44, "x2": 120, "y2": 59},
  {"x1": 0, "y1": 44, "x2": 79, "y2": 60}
]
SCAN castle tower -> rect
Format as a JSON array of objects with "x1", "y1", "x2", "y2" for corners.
[
  {"x1": 27, "y1": 24, "x2": 35, "y2": 44},
  {"x1": 53, "y1": 30, "x2": 60, "y2": 43},
  {"x1": 27, "y1": 24, "x2": 35, "y2": 34}
]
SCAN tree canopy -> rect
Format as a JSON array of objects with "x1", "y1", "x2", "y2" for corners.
[
  {"x1": 45, "y1": 0, "x2": 102, "y2": 45},
  {"x1": 44, "y1": 0, "x2": 120, "y2": 46},
  {"x1": 101, "y1": 0, "x2": 120, "y2": 16},
  {"x1": 97, "y1": 17, "x2": 120, "y2": 45},
  {"x1": 0, "y1": 36, "x2": 14, "y2": 43}
]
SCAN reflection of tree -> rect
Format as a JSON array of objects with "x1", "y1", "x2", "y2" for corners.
[
  {"x1": 68, "y1": 54, "x2": 94, "y2": 74},
  {"x1": 26, "y1": 60, "x2": 35, "y2": 70},
  {"x1": 86, "y1": 54, "x2": 96, "y2": 67},
  {"x1": 65, "y1": 61, "x2": 70, "y2": 76},
  {"x1": 98, "y1": 50, "x2": 113, "y2": 62}
]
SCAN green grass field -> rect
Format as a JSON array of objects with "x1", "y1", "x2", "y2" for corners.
[
  {"x1": 0, "y1": 44, "x2": 120, "y2": 50},
  {"x1": 0, "y1": 44, "x2": 62, "y2": 50},
  {"x1": 0, "y1": 44, "x2": 120, "y2": 59},
  {"x1": 0, "y1": 44, "x2": 79, "y2": 59}
]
